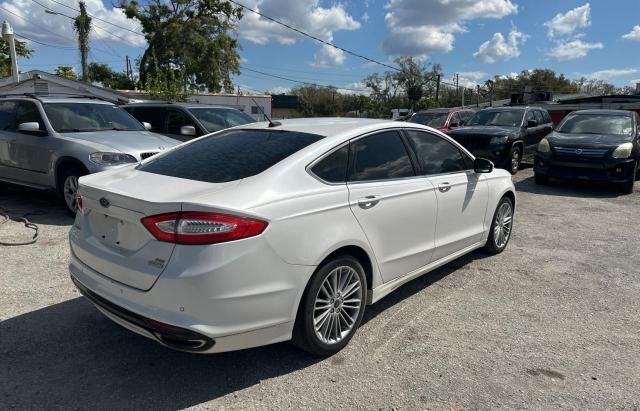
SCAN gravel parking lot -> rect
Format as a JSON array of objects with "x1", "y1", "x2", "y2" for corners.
[{"x1": 1, "y1": 167, "x2": 639, "y2": 410}]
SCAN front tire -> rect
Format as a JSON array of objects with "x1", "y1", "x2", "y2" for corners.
[
  {"x1": 506, "y1": 145, "x2": 522, "y2": 175},
  {"x1": 483, "y1": 196, "x2": 514, "y2": 254},
  {"x1": 58, "y1": 167, "x2": 87, "y2": 216},
  {"x1": 292, "y1": 255, "x2": 367, "y2": 357}
]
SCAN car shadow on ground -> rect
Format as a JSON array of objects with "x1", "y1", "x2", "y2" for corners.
[
  {"x1": 514, "y1": 174, "x2": 626, "y2": 199},
  {"x1": 1, "y1": 250, "x2": 487, "y2": 410},
  {"x1": 0, "y1": 183, "x2": 73, "y2": 226}
]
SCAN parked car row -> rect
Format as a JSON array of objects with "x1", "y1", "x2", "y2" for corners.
[
  {"x1": 0, "y1": 94, "x2": 255, "y2": 213},
  {"x1": 409, "y1": 105, "x2": 639, "y2": 193}
]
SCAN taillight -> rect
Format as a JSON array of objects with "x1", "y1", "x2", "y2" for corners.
[
  {"x1": 141, "y1": 212, "x2": 268, "y2": 245},
  {"x1": 76, "y1": 193, "x2": 84, "y2": 214}
]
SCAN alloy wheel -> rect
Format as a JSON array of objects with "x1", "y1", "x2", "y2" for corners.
[
  {"x1": 511, "y1": 149, "x2": 521, "y2": 173},
  {"x1": 63, "y1": 175, "x2": 79, "y2": 213},
  {"x1": 313, "y1": 265, "x2": 363, "y2": 345},
  {"x1": 493, "y1": 201, "x2": 513, "y2": 248}
]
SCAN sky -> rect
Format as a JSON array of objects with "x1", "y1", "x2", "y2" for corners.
[{"x1": 0, "y1": 0, "x2": 639, "y2": 94}]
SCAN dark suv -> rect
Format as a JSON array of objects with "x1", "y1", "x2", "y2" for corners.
[
  {"x1": 123, "y1": 103, "x2": 256, "y2": 142},
  {"x1": 447, "y1": 106, "x2": 553, "y2": 174}
]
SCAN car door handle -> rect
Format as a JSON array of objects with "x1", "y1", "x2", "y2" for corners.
[
  {"x1": 357, "y1": 195, "x2": 380, "y2": 209},
  {"x1": 438, "y1": 182, "x2": 452, "y2": 193}
]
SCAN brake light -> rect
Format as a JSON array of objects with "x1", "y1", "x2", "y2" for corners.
[
  {"x1": 141, "y1": 212, "x2": 268, "y2": 245},
  {"x1": 76, "y1": 193, "x2": 85, "y2": 214}
]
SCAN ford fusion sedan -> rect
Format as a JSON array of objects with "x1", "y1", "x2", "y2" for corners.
[
  {"x1": 447, "y1": 106, "x2": 553, "y2": 174},
  {"x1": 534, "y1": 110, "x2": 639, "y2": 194},
  {"x1": 69, "y1": 118, "x2": 516, "y2": 356}
]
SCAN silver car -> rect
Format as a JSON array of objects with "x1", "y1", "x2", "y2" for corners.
[{"x1": 0, "y1": 95, "x2": 179, "y2": 213}]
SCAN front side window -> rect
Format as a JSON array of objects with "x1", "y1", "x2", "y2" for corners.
[
  {"x1": 138, "y1": 129, "x2": 324, "y2": 183},
  {"x1": 126, "y1": 107, "x2": 165, "y2": 132},
  {"x1": 0, "y1": 101, "x2": 16, "y2": 130},
  {"x1": 557, "y1": 114, "x2": 634, "y2": 136},
  {"x1": 188, "y1": 108, "x2": 256, "y2": 133},
  {"x1": 533, "y1": 111, "x2": 544, "y2": 124},
  {"x1": 166, "y1": 109, "x2": 197, "y2": 135},
  {"x1": 14, "y1": 101, "x2": 45, "y2": 131},
  {"x1": 466, "y1": 109, "x2": 524, "y2": 127},
  {"x1": 405, "y1": 130, "x2": 469, "y2": 175},
  {"x1": 348, "y1": 131, "x2": 415, "y2": 182},
  {"x1": 311, "y1": 145, "x2": 349, "y2": 183},
  {"x1": 43, "y1": 103, "x2": 144, "y2": 132}
]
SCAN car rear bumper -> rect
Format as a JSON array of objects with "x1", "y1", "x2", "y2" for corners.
[
  {"x1": 69, "y1": 235, "x2": 316, "y2": 353},
  {"x1": 534, "y1": 156, "x2": 636, "y2": 183}
]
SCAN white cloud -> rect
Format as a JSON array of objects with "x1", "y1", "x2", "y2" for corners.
[
  {"x1": 383, "y1": 0, "x2": 518, "y2": 56},
  {"x1": 548, "y1": 40, "x2": 603, "y2": 61},
  {"x1": 361, "y1": 12, "x2": 369, "y2": 23},
  {"x1": 236, "y1": 0, "x2": 360, "y2": 66},
  {"x1": 622, "y1": 25, "x2": 640, "y2": 41},
  {"x1": 544, "y1": 3, "x2": 591, "y2": 38},
  {"x1": 583, "y1": 68, "x2": 639, "y2": 80},
  {"x1": 0, "y1": 0, "x2": 145, "y2": 47},
  {"x1": 457, "y1": 71, "x2": 487, "y2": 87},
  {"x1": 337, "y1": 81, "x2": 370, "y2": 95},
  {"x1": 473, "y1": 28, "x2": 527, "y2": 64}
]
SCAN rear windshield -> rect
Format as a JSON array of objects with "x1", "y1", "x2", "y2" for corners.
[
  {"x1": 408, "y1": 112, "x2": 448, "y2": 128},
  {"x1": 137, "y1": 129, "x2": 324, "y2": 183},
  {"x1": 557, "y1": 114, "x2": 634, "y2": 136}
]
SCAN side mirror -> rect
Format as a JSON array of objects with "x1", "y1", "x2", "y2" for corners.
[
  {"x1": 180, "y1": 125, "x2": 196, "y2": 136},
  {"x1": 18, "y1": 122, "x2": 43, "y2": 134},
  {"x1": 474, "y1": 158, "x2": 494, "y2": 174},
  {"x1": 449, "y1": 121, "x2": 459, "y2": 128},
  {"x1": 142, "y1": 122, "x2": 152, "y2": 130},
  {"x1": 526, "y1": 119, "x2": 537, "y2": 128}
]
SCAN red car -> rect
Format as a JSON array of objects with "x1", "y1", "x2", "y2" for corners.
[{"x1": 407, "y1": 108, "x2": 476, "y2": 132}]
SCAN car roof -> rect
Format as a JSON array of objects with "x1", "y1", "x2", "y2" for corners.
[
  {"x1": 0, "y1": 96, "x2": 114, "y2": 104},
  {"x1": 569, "y1": 109, "x2": 633, "y2": 116},
  {"x1": 414, "y1": 108, "x2": 451, "y2": 114},
  {"x1": 122, "y1": 102, "x2": 240, "y2": 110}
]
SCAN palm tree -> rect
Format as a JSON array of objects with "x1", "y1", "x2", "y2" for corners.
[{"x1": 73, "y1": 1, "x2": 91, "y2": 82}]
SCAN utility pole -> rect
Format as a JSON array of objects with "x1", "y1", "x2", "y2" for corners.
[
  {"x1": 125, "y1": 56, "x2": 133, "y2": 81},
  {"x1": 455, "y1": 73, "x2": 459, "y2": 95},
  {"x1": 1, "y1": 21, "x2": 19, "y2": 83},
  {"x1": 461, "y1": 86, "x2": 465, "y2": 107},
  {"x1": 435, "y1": 74, "x2": 441, "y2": 105},
  {"x1": 487, "y1": 79, "x2": 494, "y2": 107},
  {"x1": 73, "y1": 1, "x2": 92, "y2": 82},
  {"x1": 476, "y1": 85, "x2": 480, "y2": 107}
]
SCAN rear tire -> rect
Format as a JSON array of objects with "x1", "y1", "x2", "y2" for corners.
[
  {"x1": 58, "y1": 166, "x2": 87, "y2": 216},
  {"x1": 483, "y1": 196, "x2": 514, "y2": 254},
  {"x1": 534, "y1": 174, "x2": 549, "y2": 185},
  {"x1": 506, "y1": 145, "x2": 522, "y2": 175},
  {"x1": 292, "y1": 255, "x2": 367, "y2": 357}
]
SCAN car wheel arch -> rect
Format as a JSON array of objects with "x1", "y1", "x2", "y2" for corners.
[{"x1": 55, "y1": 157, "x2": 89, "y2": 191}]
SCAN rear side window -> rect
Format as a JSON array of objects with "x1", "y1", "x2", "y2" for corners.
[
  {"x1": 311, "y1": 145, "x2": 349, "y2": 183},
  {"x1": 405, "y1": 130, "x2": 469, "y2": 175},
  {"x1": 348, "y1": 131, "x2": 415, "y2": 182},
  {"x1": 138, "y1": 129, "x2": 324, "y2": 183},
  {"x1": 0, "y1": 101, "x2": 16, "y2": 130},
  {"x1": 542, "y1": 110, "x2": 552, "y2": 124},
  {"x1": 533, "y1": 110, "x2": 544, "y2": 124}
]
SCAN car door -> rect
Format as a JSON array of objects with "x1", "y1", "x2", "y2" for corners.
[
  {"x1": 4, "y1": 100, "x2": 51, "y2": 186},
  {"x1": 166, "y1": 109, "x2": 201, "y2": 142},
  {"x1": 403, "y1": 129, "x2": 489, "y2": 261},
  {"x1": 346, "y1": 130, "x2": 438, "y2": 283},
  {"x1": 523, "y1": 110, "x2": 544, "y2": 153},
  {"x1": 0, "y1": 101, "x2": 17, "y2": 176}
]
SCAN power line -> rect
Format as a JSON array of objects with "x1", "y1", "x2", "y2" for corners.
[
  {"x1": 239, "y1": 66, "x2": 369, "y2": 92},
  {"x1": 227, "y1": 0, "x2": 399, "y2": 72},
  {"x1": 44, "y1": 0, "x2": 145, "y2": 37},
  {"x1": 0, "y1": 4, "x2": 75, "y2": 44},
  {"x1": 14, "y1": 33, "x2": 77, "y2": 49}
]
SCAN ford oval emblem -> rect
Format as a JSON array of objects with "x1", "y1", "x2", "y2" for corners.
[
  {"x1": 575, "y1": 149, "x2": 583, "y2": 155},
  {"x1": 99, "y1": 198, "x2": 110, "y2": 208}
]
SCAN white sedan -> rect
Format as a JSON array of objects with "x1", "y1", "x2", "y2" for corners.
[{"x1": 69, "y1": 118, "x2": 515, "y2": 356}]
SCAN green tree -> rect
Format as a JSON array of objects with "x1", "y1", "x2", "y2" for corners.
[
  {"x1": 55, "y1": 65, "x2": 78, "y2": 80},
  {"x1": 572, "y1": 78, "x2": 616, "y2": 96},
  {"x1": 144, "y1": 54, "x2": 188, "y2": 101},
  {"x1": 73, "y1": 1, "x2": 92, "y2": 82},
  {"x1": 0, "y1": 38, "x2": 32, "y2": 77},
  {"x1": 291, "y1": 85, "x2": 343, "y2": 117},
  {"x1": 87, "y1": 63, "x2": 137, "y2": 89},
  {"x1": 120, "y1": 0, "x2": 243, "y2": 92},
  {"x1": 490, "y1": 69, "x2": 578, "y2": 99}
]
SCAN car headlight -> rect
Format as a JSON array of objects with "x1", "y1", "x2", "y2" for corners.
[
  {"x1": 611, "y1": 143, "x2": 633, "y2": 159},
  {"x1": 538, "y1": 138, "x2": 550, "y2": 153},
  {"x1": 89, "y1": 152, "x2": 138, "y2": 165},
  {"x1": 490, "y1": 136, "x2": 509, "y2": 145}
]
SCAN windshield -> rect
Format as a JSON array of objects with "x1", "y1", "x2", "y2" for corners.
[
  {"x1": 408, "y1": 112, "x2": 448, "y2": 128},
  {"x1": 466, "y1": 110, "x2": 524, "y2": 127},
  {"x1": 44, "y1": 103, "x2": 145, "y2": 132},
  {"x1": 557, "y1": 114, "x2": 634, "y2": 136},
  {"x1": 188, "y1": 107, "x2": 256, "y2": 132}
]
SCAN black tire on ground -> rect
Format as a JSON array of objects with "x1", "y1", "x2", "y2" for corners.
[
  {"x1": 621, "y1": 177, "x2": 635, "y2": 195},
  {"x1": 483, "y1": 196, "x2": 515, "y2": 255},
  {"x1": 57, "y1": 166, "x2": 87, "y2": 216},
  {"x1": 534, "y1": 174, "x2": 549, "y2": 185},
  {"x1": 506, "y1": 145, "x2": 522, "y2": 175},
  {"x1": 292, "y1": 254, "x2": 367, "y2": 357}
]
